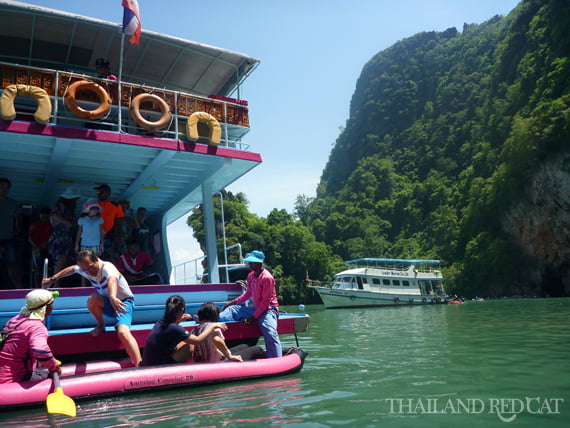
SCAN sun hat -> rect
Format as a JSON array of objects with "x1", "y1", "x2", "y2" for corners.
[
  {"x1": 59, "y1": 186, "x2": 81, "y2": 199},
  {"x1": 82, "y1": 198, "x2": 103, "y2": 214},
  {"x1": 243, "y1": 250, "x2": 265, "y2": 264},
  {"x1": 21, "y1": 289, "x2": 58, "y2": 321}
]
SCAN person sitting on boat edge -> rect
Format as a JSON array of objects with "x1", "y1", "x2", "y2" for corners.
[
  {"x1": 0, "y1": 289, "x2": 61, "y2": 383},
  {"x1": 141, "y1": 295, "x2": 227, "y2": 366},
  {"x1": 117, "y1": 239, "x2": 162, "y2": 285},
  {"x1": 219, "y1": 250, "x2": 282, "y2": 358},
  {"x1": 41, "y1": 249, "x2": 142, "y2": 367},
  {"x1": 192, "y1": 302, "x2": 266, "y2": 362}
]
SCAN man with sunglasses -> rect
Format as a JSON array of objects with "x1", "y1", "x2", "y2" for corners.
[{"x1": 43, "y1": 249, "x2": 142, "y2": 366}]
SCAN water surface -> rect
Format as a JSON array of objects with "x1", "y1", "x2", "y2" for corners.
[{"x1": 1, "y1": 298, "x2": 568, "y2": 427}]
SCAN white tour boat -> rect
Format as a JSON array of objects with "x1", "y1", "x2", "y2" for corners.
[{"x1": 310, "y1": 258, "x2": 446, "y2": 308}]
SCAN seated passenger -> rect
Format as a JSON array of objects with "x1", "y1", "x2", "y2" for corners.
[
  {"x1": 141, "y1": 295, "x2": 226, "y2": 366},
  {"x1": 117, "y1": 240, "x2": 162, "y2": 285},
  {"x1": 0, "y1": 289, "x2": 61, "y2": 383},
  {"x1": 192, "y1": 302, "x2": 266, "y2": 362}
]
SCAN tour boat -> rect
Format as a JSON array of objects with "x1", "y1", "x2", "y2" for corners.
[
  {"x1": 0, "y1": 286, "x2": 310, "y2": 361},
  {"x1": 0, "y1": 1, "x2": 309, "y2": 360},
  {"x1": 309, "y1": 258, "x2": 446, "y2": 308},
  {"x1": 0, "y1": 348, "x2": 308, "y2": 411}
]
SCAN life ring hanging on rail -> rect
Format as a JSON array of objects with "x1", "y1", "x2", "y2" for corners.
[
  {"x1": 64, "y1": 80, "x2": 111, "y2": 120},
  {"x1": 1, "y1": 84, "x2": 52, "y2": 124},
  {"x1": 129, "y1": 93, "x2": 172, "y2": 130},
  {"x1": 186, "y1": 111, "x2": 221, "y2": 146}
]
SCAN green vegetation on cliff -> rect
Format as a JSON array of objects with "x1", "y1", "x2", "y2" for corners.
[
  {"x1": 189, "y1": 0, "x2": 570, "y2": 300},
  {"x1": 309, "y1": 0, "x2": 570, "y2": 297}
]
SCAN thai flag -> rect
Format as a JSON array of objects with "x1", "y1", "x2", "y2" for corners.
[{"x1": 122, "y1": 0, "x2": 141, "y2": 44}]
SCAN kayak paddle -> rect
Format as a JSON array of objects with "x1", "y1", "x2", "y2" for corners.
[{"x1": 46, "y1": 371, "x2": 76, "y2": 417}]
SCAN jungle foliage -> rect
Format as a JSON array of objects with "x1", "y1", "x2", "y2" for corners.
[{"x1": 189, "y1": 0, "x2": 570, "y2": 300}]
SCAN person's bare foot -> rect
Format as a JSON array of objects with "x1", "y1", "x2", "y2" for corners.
[{"x1": 89, "y1": 325, "x2": 105, "y2": 336}]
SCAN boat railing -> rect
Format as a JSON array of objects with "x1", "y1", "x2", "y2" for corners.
[
  {"x1": 0, "y1": 61, "x2": 251, "y2": 149},
  {"x1": 171, "y1": 243, "x2": 245, "y2": 285},
  {"x1": 348, "y1": 260, "x2": 441, "y2": 274}
]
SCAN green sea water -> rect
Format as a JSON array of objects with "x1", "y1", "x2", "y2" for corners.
[{"x1": 1, "y1": 298, "x2": 568, "y2": 427}]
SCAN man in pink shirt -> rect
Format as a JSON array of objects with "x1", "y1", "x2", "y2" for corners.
[
  {"x1": 219, "y1": 250, "x2": 282, "y2": 358},
  {"x1": 0, "y1": 289, "x2": 60, "y2": 383}
]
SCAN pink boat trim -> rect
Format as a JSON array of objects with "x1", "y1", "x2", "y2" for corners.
[{"x1": 0, "y1": 120, "x2": 262, "y2": 163}]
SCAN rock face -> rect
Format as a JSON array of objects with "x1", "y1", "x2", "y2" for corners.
[{"x1": 502, "y1": 156, "x2": 570, "y2": 295}]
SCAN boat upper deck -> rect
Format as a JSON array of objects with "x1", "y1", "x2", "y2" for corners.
[
  {"x1": 344, "y1": 258, "x2": 441, "y2": 272},
  {"x1": 0, "y1": 0, "x2": 262, "y2": 224}
]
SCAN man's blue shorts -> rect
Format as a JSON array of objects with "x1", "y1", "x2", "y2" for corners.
[{"x1": 102, "y1": 296, "x2": 134, "y2": 328}]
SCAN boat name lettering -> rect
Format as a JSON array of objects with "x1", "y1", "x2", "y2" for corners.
[
  {"x1": 125, "y1": 374, "x2": 189, "y2": 390},
  {"x1": 126, "y1": 377, "x2": 158, "y2": 389},
  {"x1": 381, "y1": 271, "x2": 409, "y2": 277}
]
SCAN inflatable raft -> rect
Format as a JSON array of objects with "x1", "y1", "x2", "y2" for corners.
[{"x1": 0, "y1": 348, "x2": 307, "y2": 411}]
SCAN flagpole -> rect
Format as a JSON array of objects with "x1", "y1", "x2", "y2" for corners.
[{"x1": 117, "y1": 31, "x2": 125, "y2": 132}]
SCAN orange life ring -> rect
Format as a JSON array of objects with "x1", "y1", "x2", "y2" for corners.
[
  {"x1": 129, "y1": 93, "x2": 172, "y2": 130},
  {"x1": 1, "y1": 84, "x2": 52, "y2": 124},
  {"x1": 186, "y1": 111, "x2": 221, "y2": 146},
  {"x1": 64, "y1": 80, "x2": 111, "y2": 120}
]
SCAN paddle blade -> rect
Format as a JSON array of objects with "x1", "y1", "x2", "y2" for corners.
[{"x1": 47, "y1": 386, "x2": 76, "y2": 418}]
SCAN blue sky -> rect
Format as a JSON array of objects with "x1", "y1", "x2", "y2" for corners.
[{"x1": 23, "y1": 0, "x2": 521, "y2": 269}]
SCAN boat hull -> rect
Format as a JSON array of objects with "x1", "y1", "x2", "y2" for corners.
[
  {"x1": 310, "y1": 286, "x2": 446, "y2": 309},
  {"x1": 47, "y1": 313, "x2": 310, "y2": 360},
  {"x1": 0, "y1": 286, "x2": 311, "y2": 360},
  {"x1": 0, "y1": 349, "x2": 307, "y2": 411}
]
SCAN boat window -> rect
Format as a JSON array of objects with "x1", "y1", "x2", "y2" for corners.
[
  {"x1": 393, "y1": 280, "x2": 400, "y2": 286},
  {"x1": 372, "y1": 278, "x2": 381, "y2": 285},
  {"x1": 356, "y1": 277, "x2": 364, "y2": 290},
  {"x1": 362, "y1": 277, "x2": 368, "y2": 283},
  {"x1": 382, "y1": 279, "x2": 390, "y2": 285},
  {"x1": 402, "y1": 280, "x2": 410, "y2": 286}
]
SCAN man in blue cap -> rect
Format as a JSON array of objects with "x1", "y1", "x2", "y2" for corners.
[{"x1": 219, "y1": 250, "x2": 282, "y2": 358}]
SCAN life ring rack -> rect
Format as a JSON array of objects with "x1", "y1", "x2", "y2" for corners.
[
  {"x1": 129, "y1": 93, "x2": 172, "y2": 130},
  {"x1": 64, "y1": 80, "x2": 111, "y2": 120},
  {"x1": 186, "y1": 111, "x2": 222, "y2": 146},
  {"x1": 1, "y1": 84, "x2": 52, "y2": 124}
]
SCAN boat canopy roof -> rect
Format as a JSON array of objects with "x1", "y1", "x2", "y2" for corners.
[
  {"x1": 346, "y1": 258, "x2": 440, "y2": 265},
  {"x1": 0, "y1": 1, "x2": 260, "y2": 97}
]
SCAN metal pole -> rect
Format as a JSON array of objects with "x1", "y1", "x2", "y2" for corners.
[
  {"x1": 217, "y1": 192, "x2": 229, "y2": 283},
  {"x1": 117, "y1": 32, "x2": 125, "y2": 132}
]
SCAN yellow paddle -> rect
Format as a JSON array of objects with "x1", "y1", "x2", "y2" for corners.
[{"x1": 46, "y1": 370, "x2": 76, "y2": 417}]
